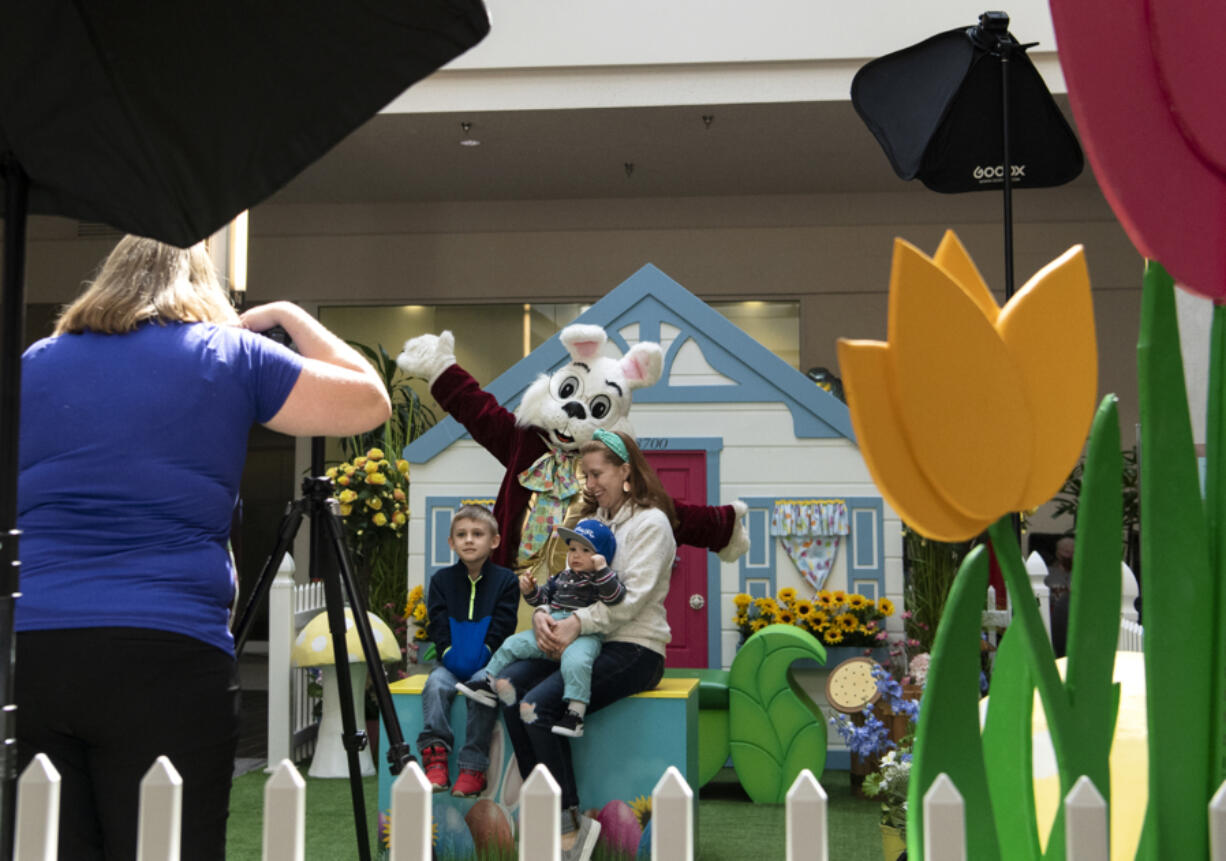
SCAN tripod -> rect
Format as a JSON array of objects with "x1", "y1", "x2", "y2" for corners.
[{"x1": 232, "y1": 442, "x2": 415, "y2": 861}]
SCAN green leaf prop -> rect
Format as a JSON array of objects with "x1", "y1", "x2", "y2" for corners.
[
  {"x1": 728, "y1": 624, "x2": 828, "y2": 803},
  {"x1": 981, "y1": 617, "x2": 1039, "y2": 861},
  {"x1": 907, "y1": 545, "x2": 999, "y2": 861},
  {"x1": 1135, "y1": 261, "x2": 1215, "y2": 859},
  {"x1": 1206, "y1": 302, "x2": 1226, "y2": 787},
  {"x1": 985, "y1": 522, "x2": 1070, "y2": 799},
  {"x1": 1037, "y1": 396, "x2": 1123, "y2": 861}
]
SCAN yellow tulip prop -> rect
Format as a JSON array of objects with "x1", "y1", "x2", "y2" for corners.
[{"x1": 837, "y1": 231, "x2": 1098, "y2": 540}]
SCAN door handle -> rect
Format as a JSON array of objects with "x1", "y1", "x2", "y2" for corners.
[{"x1": 689, "y1": 594, "x2": 705, "y2": 610}]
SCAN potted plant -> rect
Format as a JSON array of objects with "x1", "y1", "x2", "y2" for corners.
[
  {"x1": 864, "y1": 743, "x2": 911, "y2": 861},
  {"x1": 901, "y1": 525, "x2": 974, "y2": 654}
]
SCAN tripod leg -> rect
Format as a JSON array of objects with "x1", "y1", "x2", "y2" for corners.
[
  {"x1": 317, "y1": 552, "x2": 374, "y2": 861},
  {"x1": 232, "y1": 498, "x2": 308, "y2": 658},
  {"x1": 318, "y1": 504, "x2": 416, "y2": 775}
]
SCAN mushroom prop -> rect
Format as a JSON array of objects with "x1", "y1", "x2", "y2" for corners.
[{"x1": 292, "y1": 608, "x2": 401, "y2": 778}]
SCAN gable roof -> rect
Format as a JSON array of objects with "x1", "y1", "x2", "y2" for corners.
[{"x1": 406, "y1": 263, "x2": 854, "y2": 463}]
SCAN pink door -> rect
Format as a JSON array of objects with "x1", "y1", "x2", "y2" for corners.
[{"x1": 644, "y1": 450, "x2": 709, "y2": 668}]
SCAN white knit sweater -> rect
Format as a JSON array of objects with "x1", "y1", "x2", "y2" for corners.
[{"x1": 572, "y1": 503, "x2": 676, "y2": 656}]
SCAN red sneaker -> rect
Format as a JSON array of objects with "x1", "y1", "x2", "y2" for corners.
[
  {"x1": 421, "y1": 745, "x2": 449, "y2": 792},
  {"x1": 451, "y1": 768, "x2": 487, "y2": 798}
]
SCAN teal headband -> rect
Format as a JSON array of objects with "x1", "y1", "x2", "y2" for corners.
[{"x1": 592, "y1": 428, "x2": 630, "y2": 463}]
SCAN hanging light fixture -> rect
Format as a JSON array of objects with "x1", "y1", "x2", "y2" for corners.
[{"x1": 459, "y1": 121, "x2": 481, "y2": 147}]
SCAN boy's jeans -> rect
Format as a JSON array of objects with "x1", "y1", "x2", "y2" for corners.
[
  {"x1": 483, "y1": 610, "x2": 602, "y2": 704},
  {"x1": 417, "y1": 664, "x2": 499, "y2": 772}
]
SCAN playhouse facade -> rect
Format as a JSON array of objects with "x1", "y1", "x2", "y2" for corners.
[{"x1": 404, "y1": 264, "x2": 903, "y2": 670}]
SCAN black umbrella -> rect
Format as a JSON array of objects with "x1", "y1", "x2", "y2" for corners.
[
  {"x1": 0, "y1": 1, "x2": 489, "y2": 855},
  {"x1": 851, "y1": 11, "x2": 1083, "y2": 298}
]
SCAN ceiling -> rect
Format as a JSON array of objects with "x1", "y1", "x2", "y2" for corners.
[{"x1": 265, "y1": 95, "x2": 1094, "y2": 206}]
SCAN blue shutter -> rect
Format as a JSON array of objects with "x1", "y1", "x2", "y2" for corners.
[{"x1": 844, "y1": 496, "x2": 885, "y2": 600}]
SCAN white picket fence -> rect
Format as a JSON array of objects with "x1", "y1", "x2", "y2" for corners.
[
  {"x1": 982, "y1": 553, "x2": 1144, "y2": 655},
  {"x1": 13, "y1": 754, "x2": 1226, "y2": 861},
  {"x1": 265, "y1": 555, "x2": 326, "y2": 769}
]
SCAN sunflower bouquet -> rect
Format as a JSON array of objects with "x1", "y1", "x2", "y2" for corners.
[{"x1": 732, "y1": 586, "x2": 894, "y2": 648}]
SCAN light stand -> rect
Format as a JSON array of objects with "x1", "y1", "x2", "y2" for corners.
[
  {"x1": 968, "y1": 10, "x2": 1036, "y2": 303},
  {"x1": 0, "y1": 156, "x2": 29, "y2": 861}
]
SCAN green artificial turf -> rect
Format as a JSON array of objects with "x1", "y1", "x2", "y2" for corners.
[
  {"x1": 225, "y1": 766, "x2": 884, "y2": 860},
  {"x1": 226, "y1": 768, "x2": 382, "y2": 861}
]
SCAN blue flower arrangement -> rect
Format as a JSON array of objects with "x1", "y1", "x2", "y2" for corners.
[{"x1": 830, "y1": 664, "x2": 921, "y2": 759}]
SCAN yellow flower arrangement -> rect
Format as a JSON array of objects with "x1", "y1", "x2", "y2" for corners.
[
  {"x1": 326, "y1": 448, "x2": 410, "y2": 551},
  {"x1": 732, "y1": 586, "x2": 894, "y2": 647}
]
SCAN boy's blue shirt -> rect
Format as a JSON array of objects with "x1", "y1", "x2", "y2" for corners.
[{"x1": 425, "y1": 557, "x2": 519, "y2": 679}]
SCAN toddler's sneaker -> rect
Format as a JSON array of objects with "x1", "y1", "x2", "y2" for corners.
[
  {"x1": 551, "y1": 710, "x2": 585, "y2": 738},
  {"x1": 455, "y1": 677, "x2": 499, "y2": 708},
  {"x1": 451, "y1": 768, "x2": 488, "y2": 798},
  {"x1": 421, "y1": 744, "x2": 450, "y2": 792}
]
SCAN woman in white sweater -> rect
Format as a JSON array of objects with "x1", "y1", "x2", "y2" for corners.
[{"x1": 496, "y1": 429, "x2": 677, "y2": 861}]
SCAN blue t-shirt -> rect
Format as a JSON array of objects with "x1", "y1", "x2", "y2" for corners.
[{"x1": 17, "y1": 321, "x2": 305, "y2": 655}]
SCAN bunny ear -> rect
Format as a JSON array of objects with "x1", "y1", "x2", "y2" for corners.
[
  {"x1": 619, "y1": 342, "x2": 663, "y2": 389},
  {"x1": 560, "y1": 324, "x2": 608, "y2": 362}
]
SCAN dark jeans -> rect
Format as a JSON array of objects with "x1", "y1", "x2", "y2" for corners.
[
  {"x1": 416, "y1": 663, "x2": 500, "y2": 772},
  {"x1": 498, "y1": 640, "x2": 664, "y2": 817},
  {"x1": 16, "y1": 627, "x2": 240, "y2": 861}
]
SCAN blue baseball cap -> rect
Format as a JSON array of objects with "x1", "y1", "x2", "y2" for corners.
[{"x1": 557, "y1": 519, "x2": 617, "y2": 562}]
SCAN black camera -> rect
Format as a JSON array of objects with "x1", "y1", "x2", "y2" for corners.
[{"x1": 261, "y1": 325, "x2": 293, "y2": 347}]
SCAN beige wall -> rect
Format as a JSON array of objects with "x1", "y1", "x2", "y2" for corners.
[{"x1": 14, "y1": 182, "x2": 1142, "y2": 534}]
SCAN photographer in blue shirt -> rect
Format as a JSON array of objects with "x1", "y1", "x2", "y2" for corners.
[{"x1": 17, "y1": 235, "x2": 390, "y2": 860}]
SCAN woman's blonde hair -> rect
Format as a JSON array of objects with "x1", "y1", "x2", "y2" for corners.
[
  {"x1": 54, "y1": 235, "x2": 238, "y2": 335},
  {"x1": 579, "y1": 431, "x2": 678, "y2": 528}
]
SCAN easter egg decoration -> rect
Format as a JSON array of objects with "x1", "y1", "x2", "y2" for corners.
[
  {"x1": 433, "y1": 803, "x2": 476, "y2": 859},
  {"x1": 465, "y1": 799, "x2": 513, "y2": 855},
  {"x1": 596, "y1": 799, "x2": 642, "y2": 855}
]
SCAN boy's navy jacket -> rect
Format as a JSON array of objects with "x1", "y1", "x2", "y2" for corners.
[{"x1": 426, "y1": 558, "x2": 519, "y2": 679}]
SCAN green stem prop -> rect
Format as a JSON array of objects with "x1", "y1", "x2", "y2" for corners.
[
  {"x1": 1135, "y1": 262, "x2": 1214, "y2": 859},
  {"x1": 986, "y1": 520, "x2": 1071, "y2": 779},
  {"x1": 980, "y1": 616, "x2": 1039, "y2": 861},
  {"x1": 1206, "y1": 302, "x2": 1226, "y2": 787}
]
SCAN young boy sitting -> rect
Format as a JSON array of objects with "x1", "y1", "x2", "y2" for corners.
[
  {"x1": 418, "y1": 504, "x2": 519, "y2": 796},
  {"x1": 456, "y1": 519, "x2": 624, "y2": 738}
]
